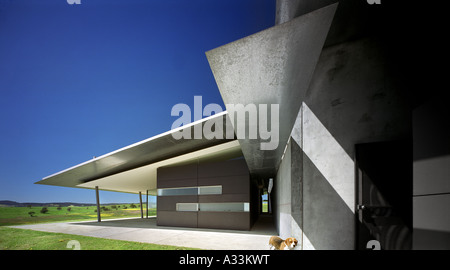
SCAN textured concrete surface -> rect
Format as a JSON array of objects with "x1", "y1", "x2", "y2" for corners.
[
  {"x1": 275, "y1": 137, "x2": 292, "y2": 239},
  {"x1": 274, "y1": 136, "x2": 304, "y2": 248},
  {"x1": 273, "y1": 36, "x2": 411, "y2": 249},
  {"x1": 293, "y1": 36, "x2": 411, "y2": 249},
  {"x1": 9, "y1": 216, "x2": 277, "y2": 250},
  {"x1": 276, "y1": 0, "x2": 337, "y2": 25},
  {"x1": 206, "y1": 3, "x2": 337, "y2": 179}
]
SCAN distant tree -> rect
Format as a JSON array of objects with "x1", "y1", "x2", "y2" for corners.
[
  {"x1": 57, "y1": 207, "x2": 62, "y2": 210},
  {"x1": 67, "y1": 207, "x2": 71, "y2": 212},
  {"x1": 111, "y1": 205, "x2": 117, "y2": 210},
  {"x1": 130, "y1": 203, "x2": 137, "y2": 208},
  {"x1": 40, "y1": 207, "x2": 48, "y2": 214},
  {"x1": 122, "y1": 205, "x2": 128, "y2": 209},
  {"x1": 28, "y1": 211, "x2": 35, "y2": 217}
]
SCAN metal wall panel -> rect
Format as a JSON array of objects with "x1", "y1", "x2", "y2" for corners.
[
  {"x1": 156, "y1": 178, "x2": 198, "y2": 189},
  {"x1": 198, "y1": 194, "x2": 249, "y2": 203},
  {"x1": 156, "y1": 211, "x2": 198, "y2": 228},
  {"x1": 198, "y1": 159, "x2": 249, "y2": 178},
  {"x1": 156, "y1": 158, "x2": 251, "y2": 230},
  {"x1": 157, "y1": 163, "x2": 197, "y2": 181},
  {"x1": 198, "y1": 212, "x2": 250, "y2": 230},
  {"x1": 198, "y1": 175, "x2": 249, "y2": 194},
  {"x1": 157, "y1": 195, "x2": 198, "y2": 211}
]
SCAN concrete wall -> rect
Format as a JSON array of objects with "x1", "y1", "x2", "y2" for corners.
[
  {"x1": 274, "y1": 36, "x2": 412, "y2": 249},
  {"x1": 413, "y1": 95, "x2": 450, "y2": 249},
  {"x1": 276, "y1": 0, "x2": 337, "y2": 25},
  {"x1": 274, "y1": 136, "x2": 303, "y2": 248},
  {"x1": 272, "y1": 0, "x2": 413, "y2": 250},
  {"x1": 302, "y1": 36, "x2": 411, "y2": 247}
]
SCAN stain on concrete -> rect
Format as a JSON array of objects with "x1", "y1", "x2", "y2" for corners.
[
  {"x1": 331, "y1": 98, "x2": 344, "y2": 107},
  {"x1": 327, "y1": 49, "x2": 349, "y2": 82}
]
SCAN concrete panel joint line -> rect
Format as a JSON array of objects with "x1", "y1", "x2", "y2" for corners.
[{"x1": 205, "y1": 3, "x2": 338, "y2": 178}]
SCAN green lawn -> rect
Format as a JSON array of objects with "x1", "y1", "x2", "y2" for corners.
[
  {"x1": 0, "y1": 205, "x2": 201, "y2": 250},
  {"x1": 262, "y1": 202, "x2": 268, "y2": 213},
  {"x1": 0, "y1": 227, "x2": 195, "y2": 250},
  {"x1": 0, "y1": 204, "x2": 155, "y2": 226}
]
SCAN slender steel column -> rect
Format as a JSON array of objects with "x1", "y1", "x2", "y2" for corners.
[
  {"x1": 95, "y1": 186, "x2": 101, "y2": 222},
  {"x1": 146, "y1": 190, "x2": 149, "y2": 219},
  {"x1": 139, "y1": 191, "x2": 143, "y2": 219}
]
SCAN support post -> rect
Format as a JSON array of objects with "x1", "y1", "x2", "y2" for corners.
[
  {"x1": 139, "y1": 191, "x2": 143, "y2": 219},
  {"x1": 146, "y1": 190, "x2": 149, "y2": 219},
  {"x1": 95, "y1": 186, "x2": 101, "y2": 222}
]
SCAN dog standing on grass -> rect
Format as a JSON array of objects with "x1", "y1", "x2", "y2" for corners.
[{"x1": 269, "y1": 236, "x2": 298, "y2": 250}]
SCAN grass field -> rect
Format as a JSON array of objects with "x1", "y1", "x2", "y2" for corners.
[
  {"x1": 262, "y1": 202, "x2": 268, "y2": 213},
  {"x1": 0, "y1": 204, "x2": 155, "y2": 226},
  {"x1": 0, "y1": 227, "x2": 195, "y2": 250},
  {"x1": 0, "y1": 205, "x2": 201, "y2": 250}
]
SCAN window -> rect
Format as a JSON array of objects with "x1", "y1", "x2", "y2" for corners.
[
  {"x1": 198, "y1": 186, "x2": 222, "y2": 195},
  {"x1": 176, "y1": 203, "x2": 198, "y2": 212},
  {"x1": 157, "y1": 187, "x2": 197, "y2": 196},
  {"x1": 199, "y1": 202, "x2": 249, "y2": 212},
  {"x1": 175, "y1": 202, "x2": 249, "y2": 212},
  {"x1": 262, "y1": 190, "x2": 268, "y2": 213},
  {"x1": 157, "y1": 185, "x2": 222, "y2": 196}
]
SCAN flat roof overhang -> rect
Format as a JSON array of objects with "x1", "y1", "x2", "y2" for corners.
[
  {"x1": 206, "y1": 3, "x2": 338, "y2": 178},
  {"x1": 35, "y1": 4, "x2": 339, "y2": 195},
  {"x1": 35, "y1": 112, "x2": 242, "y2": 195}
]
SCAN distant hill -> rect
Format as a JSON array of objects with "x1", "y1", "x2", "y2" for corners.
[
  {"x1": 0, "y1": 200, "x2": 156, "y2": 208},
  {"x1": 0, "y1": 200, "x2": 93, "y2": 207}
]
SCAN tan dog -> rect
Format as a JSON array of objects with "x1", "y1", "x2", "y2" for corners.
[{"x1": 269, "y1": 236, "x2": 298, "y2": 250}]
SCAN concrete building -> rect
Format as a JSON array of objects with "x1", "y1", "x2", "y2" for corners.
[{"x1": 37, "y1": 0, "x2": 449, "y2": 249}]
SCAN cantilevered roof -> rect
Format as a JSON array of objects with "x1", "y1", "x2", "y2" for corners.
[
  {"x1": 76, "y1": 140, "x2": 242, "y2": 195},
  {"x1": 36, "y1": 3, "x2": 338, "y2": 194},
  {"x1": 206, "y1": 3, "x2": 338, "y2": 178},
  {"x1": 36, "y1": 112, "x2": 242, "y2": 195}
]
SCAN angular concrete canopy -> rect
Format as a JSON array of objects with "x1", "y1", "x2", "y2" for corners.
[
  {"x1": 206, "y1": 3, "x2": 337, "y2": 177},
  {"x1": 36, "y1": 112, "x2": 241, "y2": 195}
]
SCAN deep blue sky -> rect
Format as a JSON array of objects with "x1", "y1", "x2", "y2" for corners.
[{"x1": 0, "y1": 0, "x2": 275, "y2": 203}]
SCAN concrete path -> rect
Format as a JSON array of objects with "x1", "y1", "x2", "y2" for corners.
[{"x1": 9, "y1": 216, "x2": 277, "y2": 250}]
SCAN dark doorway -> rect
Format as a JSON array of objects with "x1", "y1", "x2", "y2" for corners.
[{"x1": 355, "y1": 140, "x2": 412, "y2": 250}]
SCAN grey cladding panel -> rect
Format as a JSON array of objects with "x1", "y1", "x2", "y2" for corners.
[
  {"x1": 157, "y1": 163, "x2": 197, "y2": 181},
  {"x1": 198, "y1": 175, "x2": 249, "y2": 194},
  {"x1": 156, "y1": 158, "x2": 251, "y2": 230},
  {"x1": 198, "y1": 212, "x2": 250, "y2": 230},
  {"x1": 198, "y1": 194, "x2": 249, "y2": 203},
  {"x1": 413, "y1": 195, "x2": 450, "y2": 233},
  {"x1": 198, "y1": 159, "x2": 249, "y2": 178},
  {"x1": 157, "y1": 211, "x2": 198, "y2": 228},
  {"x1": 157, "y1": 195, "x2": 198, "y2": 211},
  {"x1": 157, "y1": 178, "x2": 197, "y2": 189}
]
